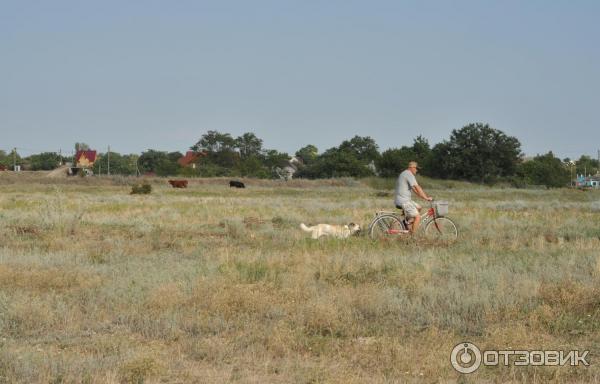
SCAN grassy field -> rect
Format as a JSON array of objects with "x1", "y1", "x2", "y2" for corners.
[{"x1": 1, "y1": 173, "x2": 600, "y2": 383}]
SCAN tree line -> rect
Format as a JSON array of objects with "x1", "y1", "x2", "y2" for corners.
[{"x1": 2, "y1": 122, "x2": 598, "y2": 188}]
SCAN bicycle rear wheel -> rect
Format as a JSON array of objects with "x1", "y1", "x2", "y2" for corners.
[
  {"x1": 424, "y1": 217, "x2": 458, "y2": 241},
  {"x1": 369, "y1": 215, "x2": 406, "y2": 240}
]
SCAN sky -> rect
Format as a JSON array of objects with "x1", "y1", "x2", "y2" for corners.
[{"x1": 1, "y1": 0, "x2": 599, "y2": 159}]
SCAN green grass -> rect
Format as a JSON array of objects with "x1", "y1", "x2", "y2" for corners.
[{"x1": 0, "y1": 173, "x2": 600, "y2": 382}]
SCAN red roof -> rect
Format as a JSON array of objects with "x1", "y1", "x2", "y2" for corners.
[
  {"x1": 75, "y1": 150, "x2": 97, "y2": 164},
  {"x1": 178, "y1": 151, "x2": 206, "y2": 166}
]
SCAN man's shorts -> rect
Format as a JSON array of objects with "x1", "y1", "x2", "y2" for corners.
[{"x1": 397, "y1": 201, "x2": 421, "y2": 218}]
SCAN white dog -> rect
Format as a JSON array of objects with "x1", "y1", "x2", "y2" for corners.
[{"x1": 299, "y1": 222, "x2": 361, "y2": 239}]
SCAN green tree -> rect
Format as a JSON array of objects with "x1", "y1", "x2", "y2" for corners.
[
  {"x1": 138, "y1": 150, "x2": 182, "y2": 176},
  {"x1": 295, "y1": 145, "x2": 318, "y2": 165},
  {"x1": 196, "y1": 162, "x2": 235, "y2": 177},
  {"x1": 26, "y1": 152, "x2": 63, "y2": 170},
  {"x1": 0, "y1": 149, "x2": 22, "y2": 169},
  {"x1": 262, "y1": 150, "x2": 289, "y2": 169},
  {"x1": 191, "y1": 131, "x2": 242, "y2": 172},
  {"x1": 296, "y1": 136, "x2": 379, "y2": 179},
  {"x1": 338, "y1": 135, "x2": 380, "y2": 163},
  {"x1": 192, "y1": 131, "x2": 236, "y2": 153},
  {"x1": 516, "y1": 152, "x2": 569, "y2": 188},
  {"x1": 376, "y1": 147, "x2": 416, "y2": 178},
  {"x1": 93, "y1": 152, "x2": 139, "y2": 175},
  {"x1": 411, "y1": 135, "x2": 432, "y2": 174},
  {"x1": 575, "y1": 155, "x2": 599, "y2": 176},
  {"x1": 157, "y1": 152, "x2": 183, "y2": 176},
  {"x1": 375, "y1": 136, "x2": 432, "y2": 177},
  {"x1": 208, "y1": 149, "x2": 240, "y2": 169},
  {"x1": 430, "y1": 123, "x2": 521, "y2": 183},
  {"x1": 74, "y1": 142, "x2": 90, "y2": 151},
  {"x1": 235, "y1": 132, "x2": 263, "y2": 159},
  {"x1": 296, "y1": 147, "x2": 374, "y2": 178},
  {"x1": 238, "y1": 156, "x2": 269, "y2": 178},
  {"x1": 138, "y1": 150, "x2": 166, "y2": 173},
  {"x1": 0, "y1": 150, "x2": 16, "y2": 168}
]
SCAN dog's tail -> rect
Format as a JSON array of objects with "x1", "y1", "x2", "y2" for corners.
[{"x1": 299, "y1": 223, "x2": 312, "y2": 232}]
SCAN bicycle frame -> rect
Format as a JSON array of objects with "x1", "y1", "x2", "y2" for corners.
[
  {"x1": 370, "y1": 203, "x2": 442, "y2": 235},
  {"x1": 423, "y1": 205, "x2": 443, "y2": 234},
  {"x1": 368, "y1": 200, "x2": 457, "y2": 241},
  {"x1": 404, "y1": 204, "x2": 442, "y2": 234}
]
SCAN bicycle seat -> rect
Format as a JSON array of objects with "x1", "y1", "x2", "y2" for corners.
[{"x1": 395, "y1": 205, "x2": 404, "y2": 211}]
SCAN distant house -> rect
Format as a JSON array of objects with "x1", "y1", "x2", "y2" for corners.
[
  {"x1": 576, "y1": 174, "x2": 600, "y2": 188},
  {"x1": 275, "y1": 156, "x2": 302, "y2": 180},
  {"x1": 587, "y1": 176, "x2": 600, "y2": 188},
  {"x1": 75, "y1": 150, "x2": 97, "y2": 168},
  {"x1": 0, "y1": 165, "x2": 6, "y2": 171},
  {"x1": 178, "y1": 151, "x2": 207, "y2": 169},
  {"x1": 67, "y1": 150, "x2": 97, "y2": 176}
]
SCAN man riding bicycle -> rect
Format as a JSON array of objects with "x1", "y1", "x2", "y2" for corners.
[{"x1": 394, "y1": 161, "x2": 433, "y2": 234}]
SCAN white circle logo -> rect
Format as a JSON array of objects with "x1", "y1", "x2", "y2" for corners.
[{"x1": 450, "y1": 342, "x2": 482, "y2": 374}]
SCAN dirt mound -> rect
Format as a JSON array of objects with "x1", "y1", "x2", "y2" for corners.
[{"x1": 46, "y1": 165, "x2": 69, "y2": 178}]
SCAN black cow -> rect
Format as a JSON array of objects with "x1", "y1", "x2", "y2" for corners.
[{"x1": 229, "y1": 180, "x2": 245, "y2": 188}]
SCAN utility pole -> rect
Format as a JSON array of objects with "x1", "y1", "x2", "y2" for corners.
[
  {"x1": 107, "y1": 145, "x2": 111, "y2": 175},
  {"x1": 12, "y1": 147, "x2": 16, "y2": 171}
]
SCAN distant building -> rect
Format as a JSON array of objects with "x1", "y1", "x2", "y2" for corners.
[
  {"x1": 576, "y1": 174, "x2": 600, "y2": 188},
  {"x1": 75, "y1": 150, "x2": 97, "y2": 168},
  {"x1": 276, "y1": 156, "x2": 301, "y2": 180},
  {"x1": 67, "y1": 150, "x2": 97, "y2": 176},
  {"x1": 0, "y1": 165, "x2": 6, "y2": 171},
  {"x1": 367, "y1": 160, "x2": 378, "y2": 175},
  {"x1": 178, "y1": 151, "x2": 207, "y2": 169}
]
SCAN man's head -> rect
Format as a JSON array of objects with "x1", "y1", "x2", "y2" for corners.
[{"x1": 407, "y1": 161, "x2": 419, "y2": 175}]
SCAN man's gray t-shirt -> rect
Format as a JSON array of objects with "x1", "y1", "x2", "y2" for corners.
[{"x1": 394, "y1": 169, "x2": 418, "y2": 206}]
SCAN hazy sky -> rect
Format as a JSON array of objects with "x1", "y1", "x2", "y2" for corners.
[{"x1": 2, "y1": 0, "x2": 599, "y2": 159}]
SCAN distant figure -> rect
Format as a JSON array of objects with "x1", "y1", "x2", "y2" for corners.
[
  {"x1": 394, "y1": 161, "x2": 433, "y2": 234},
  {"x1": 229, "y1": 180, "x2": 245, "y2": 188},
  {"x1": 168, "y1": 180, "x2": 188, "y2": 188}
]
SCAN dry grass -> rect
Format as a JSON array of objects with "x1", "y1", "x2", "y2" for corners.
[{"x1": 0, "y1": 173, "x2": 600, "y2": 383}]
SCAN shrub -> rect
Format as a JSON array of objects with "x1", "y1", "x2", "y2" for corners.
[
  {"x1": 130, "y1": 183, "x2": 152, "y2": 194},
  {"x1": 119, "y1": 357, "x2": 162, "y2": 384}
]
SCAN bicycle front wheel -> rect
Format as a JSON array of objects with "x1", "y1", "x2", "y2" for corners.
[
  {"x1": 424, "y1": 217, "x2": 458, "y2": 241},
  {"x1": 369, "y1": 215, "x2": 406, "y2": 240}
]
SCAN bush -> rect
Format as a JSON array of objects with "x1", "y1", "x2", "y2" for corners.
[
  {"x1": 119, "y1": 357, "x2": 162, "y2": 384},
  {"x1": 515, "y1": 152, "x2": 569, "y2": 188},
  {"x1": 131, "y1": 183, "x2": 152, "y2": 194},
  {"x1": 429, "y1": 123, "x2": 521, "y2": 183}
]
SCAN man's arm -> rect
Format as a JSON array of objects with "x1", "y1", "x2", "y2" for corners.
[{"x1": 412, "y1": 184, "x2": 433, "y2": 201}]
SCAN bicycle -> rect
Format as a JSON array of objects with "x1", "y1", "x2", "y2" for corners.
[{"x1": 368, "y1": 201, "x2": 458, "y2": 241}]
